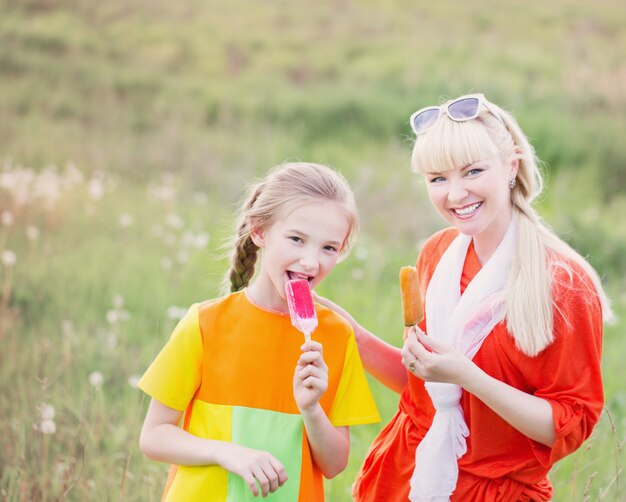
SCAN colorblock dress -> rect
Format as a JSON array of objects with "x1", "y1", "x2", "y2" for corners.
[
  {"x1": 139, "y1": 290, "x2": 380, "y2": 502},
  {"x1": 353, "y1": 228, "x2": 604, "y2": 501}
]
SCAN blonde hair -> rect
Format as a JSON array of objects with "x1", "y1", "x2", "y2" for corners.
[
  {"x1": 411, "y1": 95, "x2": 613, "y2": 356},
  {"x1": 224, "y1": 162, "x2": 359, "y2": 293}
]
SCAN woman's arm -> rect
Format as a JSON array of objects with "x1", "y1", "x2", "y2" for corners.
[
  {"x1": 402, "y1": 329, "x2": 555, "y2": 446},
  {"x1": 314, "y1": 294, "x2": 408, "y2": 393},
  {"x1": 140, "y1": 399, "x2": 288, "y2": 496}
]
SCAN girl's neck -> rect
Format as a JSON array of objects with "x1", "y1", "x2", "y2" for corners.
[{"x1": 245, "y1": 280, "x2": 289, "y2": 314}]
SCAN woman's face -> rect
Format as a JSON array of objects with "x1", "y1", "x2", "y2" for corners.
[{"x1": 424, "y1": 157, "x2": 517, "y2": 258}]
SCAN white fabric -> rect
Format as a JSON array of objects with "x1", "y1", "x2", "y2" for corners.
[{"x1": 409, "y1": 219, "x2": 517, "y2": 502}]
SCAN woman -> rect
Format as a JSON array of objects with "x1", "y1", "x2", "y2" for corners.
[{"x1": 324, "y1": 94, "x2": 612, "y2": 501}]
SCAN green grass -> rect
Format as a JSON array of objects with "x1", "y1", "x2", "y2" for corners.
[{"x1": 1, "y1": 0, "x2": 625, "y2": 500}]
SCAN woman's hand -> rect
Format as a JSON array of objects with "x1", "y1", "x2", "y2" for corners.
[
  {"x1": 293, "y1": 340, "x2": 328, "y2": 411},
  {"x1": 215, "y1": 443, "x2": 288, "y2": 497},
  {"x1": 401, "y1": 327, "x2": 474, "y2": 386}
]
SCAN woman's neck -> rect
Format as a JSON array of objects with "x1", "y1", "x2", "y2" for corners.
[{"x1": 472, "y1": 212, "x2": 514, "y2": 264}]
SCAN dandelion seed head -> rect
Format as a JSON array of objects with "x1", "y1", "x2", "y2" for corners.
[
  {"x1": 87, "y1": 178, "x2": 104, "y2": 200},
  {"x1": 112, "y1": 294, "x2": 124, "y2": 308},
  {"x1": 354, "y1": 246, "x2": 368, "y2": 261},
  {"x1": 39, "y1": 403, "x2": 55, "y2": 420},
  {"x1": 89, "y1": 371, "x2": 104, "y2": 387},
  {"x1": 166, "y1": 305, "x2": 187, "y2": 320},
  {"x1": 127, "y1": 375, "x2": 141, "y2": 388},
  {"x1": 351, "y1": 268, "x2": 364, "y2": 281},
  {"x1": 55, "y1": 460, "x2": 70, "y2": 478},
  {"x1": 1, "y1": 210, "x2": 14, "y2": 226},
  {"x1": 26, "y1": 225, "x2": 40, "y2": 240},
  {"x1": 39, "y1": 419, "x2": 57, "y2": 435},
  {"x1": 106, "y1": 309, "x2": 119, "y2": 324},
  {"x1": 2, "y1": 250, "x2": 16, "y2": 267},
  {"x1": 118, "y1": 213, "x2": 134, "y2": 228},
  {"x1": 165, "y1": 213, "x2": 184, "y2": 230}
]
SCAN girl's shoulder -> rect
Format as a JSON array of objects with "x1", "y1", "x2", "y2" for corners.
[{"x1": 315, "y1": 302, "x2": 354, "y2": 337}]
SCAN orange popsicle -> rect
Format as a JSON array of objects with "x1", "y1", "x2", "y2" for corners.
[{"x1": 399, "y1": 266, "x2": 423, "y2": 326}]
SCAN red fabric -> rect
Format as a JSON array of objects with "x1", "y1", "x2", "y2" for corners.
[{"x1": 353, "y1": 228, "x2": 604, "y2": 501}]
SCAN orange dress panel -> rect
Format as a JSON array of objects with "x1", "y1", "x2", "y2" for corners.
[{"x1": 353, "y1": 228, "x2": 604, "y2": 501}]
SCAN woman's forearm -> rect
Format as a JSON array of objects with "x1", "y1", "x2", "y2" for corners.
[
  {"x1": 355, "y1": 325, "x2": 408, "y2": 394},
  {"x1": 462, "y1": 365, "x2": 555, "y2": 447}
]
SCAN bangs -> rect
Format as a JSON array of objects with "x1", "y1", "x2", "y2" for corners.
[{"x1": 411, "y1": 117, "x2": 500, "y2": 174}]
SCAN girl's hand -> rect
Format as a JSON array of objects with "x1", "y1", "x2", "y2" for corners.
[
  {"x1": 401, "y1": 327, "x2": 474, "y2": 386},
  {"x1": 215, "y1": 443, "x2": 288, "y2": 497},
  {"x1": 293, "y1": 341, "x2": 328, "y2": 412}
]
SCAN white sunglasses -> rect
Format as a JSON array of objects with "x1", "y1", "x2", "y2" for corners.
[{"x1": 409, "y1": 94, "x2": 504, "y2": 135}]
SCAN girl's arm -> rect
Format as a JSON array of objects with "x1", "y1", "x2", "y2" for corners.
[
  {"x1": 313, "y1": 294, "x2": 408, "y2": 393},
  {"x1": 293, "y1": 341, "x2": 350, "y2": 478},
  {"x1": 402, "y1": 329, "x2": 555, "y2": 446},
  {"x1": 140, "y1": 399, "x2": 288, "y2": 496}
]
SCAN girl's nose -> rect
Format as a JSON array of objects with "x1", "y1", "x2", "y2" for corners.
[{"x1": 299, "y1": 252, "x2": 319, "y2": 272}]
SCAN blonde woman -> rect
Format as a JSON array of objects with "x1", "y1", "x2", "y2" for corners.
[{"x1": 322, "y1": 94, "x2": 611, "y2": 501}]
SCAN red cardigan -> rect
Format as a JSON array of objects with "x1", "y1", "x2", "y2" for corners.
[{"x1": 353, "y1": 228, "x2": 604, "y2": 501}]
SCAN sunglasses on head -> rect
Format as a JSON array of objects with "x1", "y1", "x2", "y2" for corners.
[{"x1": 409, "y1": 93, "x2": 504, "y2": 136}]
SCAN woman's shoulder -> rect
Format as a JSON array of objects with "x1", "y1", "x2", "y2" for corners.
[
  {"x1": 548, "y1": 251, "x2": 599, "y2": 298},
  {"x1": 416, "y1": 227, "x2": 459, "y2": 283},
  {"x1": 420, "y1": 227, "x2": 459, "y2": 256}
]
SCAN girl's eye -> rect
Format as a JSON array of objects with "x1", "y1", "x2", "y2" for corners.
[
  {"x1": 289, "y1": 236, "x2": 303, "y2": 243},
  {"x1": 324, "y1": 245, "x2": 339, "y2": 253}
]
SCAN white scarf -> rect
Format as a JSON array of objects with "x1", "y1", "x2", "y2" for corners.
[{"x1": 409, "y1": 219, "x2": 517, "y2": 502}]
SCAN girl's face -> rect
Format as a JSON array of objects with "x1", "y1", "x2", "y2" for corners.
[
  {"x1": 424, "y1": 157, "x2": 517, "y2": 260},
  {"x1": 249, "y1": 200, "x2": 351, "y2": 311}
]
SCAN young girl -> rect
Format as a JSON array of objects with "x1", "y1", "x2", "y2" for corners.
[
  {"x1": 138, "y1": 162, "x2": 379, "y2": 501},
  {"x1": 321, "y1": 94, "x2": 612, "y2": 501}
]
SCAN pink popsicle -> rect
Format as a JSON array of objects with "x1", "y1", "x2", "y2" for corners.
[{"x1": 285, "y1": 279, "x2": 318, "y2": 342}]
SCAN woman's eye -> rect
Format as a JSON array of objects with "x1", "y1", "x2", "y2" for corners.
[
  {"x1": 289, "y1": 236, "x2": 302, "y2": 243},
  {"x1": 467, "y1": 168, "x2": 483, "y2": 176},
  {"x1": 429, "y1": 176, "x2": 445, "y2": 184},
  {"x1": 324, "y1": 245, "x2": 338, "y2": 253}
]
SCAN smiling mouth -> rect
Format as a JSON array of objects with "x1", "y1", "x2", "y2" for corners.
[
  {"x1": 452, "y1": 202, "x2": 482, "y2": 217},
  {"x1": 287, "y1": 271, "x2": 313, "y2": 282}
]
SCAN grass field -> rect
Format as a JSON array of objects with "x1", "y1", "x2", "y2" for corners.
[{"x1": 1, "y1": 0, "x2": 625, "y2": 500}]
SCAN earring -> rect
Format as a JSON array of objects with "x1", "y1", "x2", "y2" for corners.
[{"x1": 509, "y1": 178, "x2": 517, "y2": 189}]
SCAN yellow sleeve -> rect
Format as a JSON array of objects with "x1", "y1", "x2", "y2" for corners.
[
  {"x1": 138, "y1": 304, "x2": 203, "y2": 411},
  {"x1": 328, "y1": 334, "x2": 380, "y2": 427}
]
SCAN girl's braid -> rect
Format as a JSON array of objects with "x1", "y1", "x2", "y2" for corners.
[{"x1": 227, "y1": 183, "x2": 263, "y2": 292}]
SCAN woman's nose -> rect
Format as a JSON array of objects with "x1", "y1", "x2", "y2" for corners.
[{"x1": 447, "y1": 180, "x2": 468, "y2": 203}]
